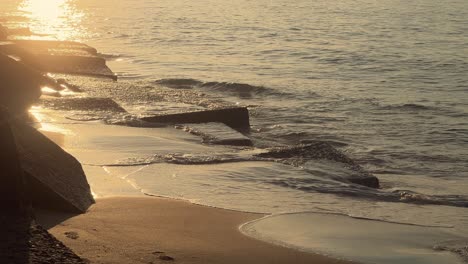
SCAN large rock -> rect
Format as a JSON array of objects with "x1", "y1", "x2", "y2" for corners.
[
  {"x1": 0, "y1": 53, "x2": 43, "y2": 114},
  {"x1": 0, "y1": 110, "x2": 86, "y2": 263},
  {"x1": 141, "y1": 107, "x2": 250, "y2": 130},
  {"x1": 12, "y1": 122, "x2": 94, "y2": 213}
]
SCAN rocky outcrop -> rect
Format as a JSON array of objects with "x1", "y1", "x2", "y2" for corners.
[
  {"x1": 141, "y1": 107, "x2": 251, "y2": 130},
  {"x1": 12, "y1": 122, "x2": 94, "y2": 213}
]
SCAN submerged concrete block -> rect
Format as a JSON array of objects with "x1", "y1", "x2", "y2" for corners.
[
  {"x1": 12, "y1": 122, "x2": 94, "y2": 213},
  {"x1": 1, "y1": 40, "x2": 116, "y2": 80},
  {"x1": 36, "y1": 54, "x2": 117, "y2": 80},
  {"x1": 141, "y1": 107, "x2": 250, "y2": 130},
  {"x1": 12, "y1": 39, "x2": 98, "y2": 55},
  {"x1": 178, "y1": 122, "x2": 253, "y2": 146}
]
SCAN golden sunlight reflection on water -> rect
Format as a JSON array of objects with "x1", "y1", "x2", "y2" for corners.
[{"x1": 18, "y1": 0, "x2": 86, "y2": 40}]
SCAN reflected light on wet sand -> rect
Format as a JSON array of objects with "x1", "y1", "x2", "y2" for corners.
[
  {"x1": 18, "y1": 0, "x2": 85, "y2": 40},
  {"x1": 28, "y1": 105, "x2": 71, "y2": 146}
]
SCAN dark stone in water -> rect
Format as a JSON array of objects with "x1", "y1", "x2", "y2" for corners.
[
  {"x1": 12, "y1": 122, "x2": 94, "y2": 213},
  {"x1": 141, "y1": 107, "x2": 250, "y2": 130},
  {"x1": 255, "y1": 143, "x2": 380, "y2": 188}
]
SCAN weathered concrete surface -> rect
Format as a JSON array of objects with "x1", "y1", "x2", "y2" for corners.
[
  {"x1": 1, "y1": 40, "x2": 116, "y2": 80},
  {"x1": 12, "y1": 39, "x2": 98, "y2": 55},
  {"x1": 12, "y1": 122, "x2": 94, "y2": 213},
  {"x1": 39, "y1": 97, "x2": 127, "y2": 113},
  {"x1": 0, "y1": 109, "x2": 28, "y2": 212},
  {"x1": 177, "y1": 122, "x2": 253, "y2": 146},
  {"x1": 0, "y1": 53, "x2": 43, "y2": 114},
  {"x1": 1, "y1": 110, "x2": 86, "y2": 263},
  {"x1": 35, "y1": 54, "x2": 117, "y2": 80},
  {"x1": 141, "y1": 107, "x2": 251, "y2": 130}
]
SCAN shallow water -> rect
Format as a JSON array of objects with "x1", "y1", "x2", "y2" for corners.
[
  {"x1": 2, "y1": 0, "x2": 468, "y2": 262},
  {"x1": 241, "y1": 213, "x2": 467, "y2": 264}
]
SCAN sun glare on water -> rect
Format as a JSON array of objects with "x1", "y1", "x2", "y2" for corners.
[{"x1": 19, "y1": 0, "x2": 85, "y2": 40}]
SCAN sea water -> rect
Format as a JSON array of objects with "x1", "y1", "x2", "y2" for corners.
[{"x1": 1, "y1": 0, "x2": 468, "y2": 263}]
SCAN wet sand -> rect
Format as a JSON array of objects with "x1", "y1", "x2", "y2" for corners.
[
  {"x1": 32, "y1": 107, "x2": 355, "y2": 264},
  {"x1": 36, "y1": 197, "x2": 354, "y2": 264}
]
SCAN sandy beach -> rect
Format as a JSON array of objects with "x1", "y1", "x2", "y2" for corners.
[
  {"x1": 2, "y1": 1, "x2": 468, "y2": 262},
  {"x1": 36, "y1": 197, "x2": 353, "y2": 264}
]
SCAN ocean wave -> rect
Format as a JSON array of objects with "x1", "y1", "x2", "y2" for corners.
[
  {"x1": 154, "y1": 78, "x2": 287, "y2": 98},
  {"x1": 395, "y1": 190, "x2": 468, "y2": 207},
  {"x1": 154, "y1": 78, "x2": 202, "y2": 89},
  {"x1": 96, "y1": 52, "x2": 124, "y2": 60},
  {"x1": 378, "y1": 103, "x2": 435, "y2": 111},
  {"x1": 268, "y1": 178, "x2": 468, "y2": 208},
  {"x1": 434, "y1": 239, "x2": 468, "y2": 263}
]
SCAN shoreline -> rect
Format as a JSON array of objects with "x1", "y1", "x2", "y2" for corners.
[{"x1": 36, "y1": 196, "x2": 354, "y2": 264}]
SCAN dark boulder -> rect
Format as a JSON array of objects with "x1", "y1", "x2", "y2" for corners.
[
  {"x1": 0, "y1": 53, "x2": 43, "y2": 114},
  {"x1": 12, "y1": 122, "x2": 94, "y2": 213},
  {"x1": 141, "y1": 107, "x2": 250, "y2": 130}
]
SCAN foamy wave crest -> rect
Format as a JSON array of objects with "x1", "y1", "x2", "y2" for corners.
[
  {"x1": 434, "y1": 239, "x2": 468, "y2": 263},
  {"x1": 96, "y1": 52, "x2": 124, "y2": 60},
  {"x1": 94, "y1": 148, "x2": 468, "y2": 209}
]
